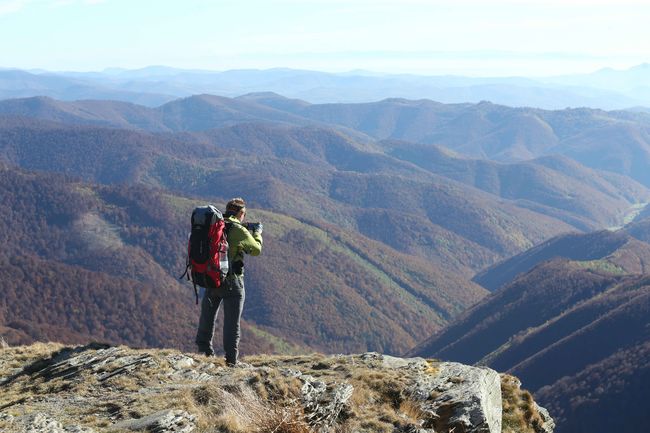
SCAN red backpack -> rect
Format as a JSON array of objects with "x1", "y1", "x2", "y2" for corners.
[{"x1": 180, "y1": 205, "x2": 230, "y2": 303}]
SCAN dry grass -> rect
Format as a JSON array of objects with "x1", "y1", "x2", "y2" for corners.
[
  {"x1": 184, "y1": 381, "x2": 313, "y2": 433},
  {"x1": 238, "y1": 354, "x2": 429, "y2": 433},
  {"x1": 423, "y1": 360, "x2": 439, "y2": 376},
  {"x1": 2, "y1": 346, "x2": 548, "y2": 433},
  {"x1": 256, "y1": 406, "x2": 313, "y2": 433},
  {"x1": 0, "y1": 342, "x2": 63, "y2": 374},
  {"x1": 247, "y1": 368, "x2": 304, "y2": 402},
  {"x1": 501, "y1": 374, "x2": 545, "y2": 433},
  {"x1": 338, "y1": 364, "x2": 425, "y2": 432},
  {"x1": 398, "y1": 398, "x2": 426, "y2": 422}
]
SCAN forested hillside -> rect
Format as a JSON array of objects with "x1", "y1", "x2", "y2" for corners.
[
  {"x1": 0, "y1": 164, "x2": 485, "y2": 354},
  {"x1": 4, "y1": 94, "x2": 650, "y2": 187},
  {"x1": 411, "y1": 232, "x2": 650, "y2": 433},
  {"x1": 473, "y1": 230, "x2": 650, "y2": 291},
  {"x1": 1, "y1": 114, "x2": 602, "y2": 275},
  {"x1": 2, "y1": 93, "x2": 650, "y2": 433}
]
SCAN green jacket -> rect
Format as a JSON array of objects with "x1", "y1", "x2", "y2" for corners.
[{"x1": 225, "y1": 216, "x2": 263, "y2": 273}]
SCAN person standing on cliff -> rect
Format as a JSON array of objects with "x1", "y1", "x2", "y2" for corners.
[{"x1": 195, "y1": 197, "x2": 263, "y2": 366}]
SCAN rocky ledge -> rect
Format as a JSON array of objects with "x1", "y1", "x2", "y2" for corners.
[{"x1": 0, "y1": 343, "x2": 554, "y2": 433}]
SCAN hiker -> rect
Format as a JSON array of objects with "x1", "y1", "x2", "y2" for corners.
[{"x1": 195, "y1": 197, "x2": 263, "y2": 365}]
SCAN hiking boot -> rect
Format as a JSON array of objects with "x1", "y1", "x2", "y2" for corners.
[{"x1": 198, "y1": 347, "x2": 214, "y2": 357}]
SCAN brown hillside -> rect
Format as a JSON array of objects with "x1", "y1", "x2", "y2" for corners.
[
  {"x1": 472, "y1": 230, "x2": 647, "y2": 291},
  {"x1": 0, "y1": 117, "x2": 579, "y2": 273},
  {"x1": 410, "y1": 242, "x2": 650, "y2": 433},
  {"x1": 0, "y1": 165, "x2": 485, "y2": 355}
]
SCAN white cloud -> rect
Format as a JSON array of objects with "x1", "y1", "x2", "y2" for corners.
[
  {"x1": 0, "y1": 0, "x2": 107, "y2": 12},
  {"x1": 0, "y1": 0, "x2": 28, "y2": 16},
  {"x1": 48, "y1": 0, "x2": 106, "y2": 7}
]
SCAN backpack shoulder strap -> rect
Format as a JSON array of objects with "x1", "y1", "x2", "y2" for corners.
[{"x1": 224, "y1": 219, "x2": 242, "y2": 235}]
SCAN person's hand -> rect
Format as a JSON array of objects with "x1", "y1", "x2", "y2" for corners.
[
  {"x1": 253, "y1": 223, "x2": 263, "y2": 235},
  {"x1": 246, "y1": 222, "x2": 263, "y2": 235}
]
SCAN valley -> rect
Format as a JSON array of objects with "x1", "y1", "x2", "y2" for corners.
[{"x1": 1, "y1": 91, "x2": 649, "y2": 433}]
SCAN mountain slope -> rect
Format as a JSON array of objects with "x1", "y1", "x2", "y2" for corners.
[
  {"x1": 5, "y1": 94, "x2": 650, "y2": 188},
  {"x1": 0, "y1": 164, "x2": 486, "y2": 354},
  {"x1": 625, "y1": 213, "x2": 650, "y2": 243},
  {"x1": 409, "y1": 232, "x2": 650, "y2": 433},
  {"x1": 535, "y1": 341, "x2": 650, "y2": 433},
  {"x1": 383, "y1": 141, "x2": 649, "y2": 230},
  {"x1": 0, "y1": 116, "x2": 580, "y2": 274},
  {"x1": 472, "y1": 229, "x2": 650, "y2": 291},
  {"x1": 250, "y1": 96, "x2": 650, "y2": 187}
]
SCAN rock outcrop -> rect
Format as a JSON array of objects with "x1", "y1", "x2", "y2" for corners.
[
  {"x1": 0, "y1": 343, "x2": 554, "y2": 433},
  {"x1": 409, "y1": 361, "x2": 502, "y2": 433}
]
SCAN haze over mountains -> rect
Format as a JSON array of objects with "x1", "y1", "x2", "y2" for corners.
[{"x1": 4, "y1": 64, "x2": 650, "y2": 109}]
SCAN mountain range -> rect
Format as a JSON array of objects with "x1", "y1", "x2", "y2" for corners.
[
  {"x1": 3, "y1": 107, "x2": 649, "y2": 270},
  {"x1": 0, "y1": 163, "x2": 486, "y2": 355},
  {"x1": 4, "y1": 64, "x2": 650, "y2": 109},
  {"x1": 1, "y1": 90, "x2": 650, "y2": 433},
  {"x1": 3, "y1": 94, "x2": 650, "y2": 189}
]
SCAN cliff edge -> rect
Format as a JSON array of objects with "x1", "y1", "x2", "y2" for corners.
[{"x1": 0, "y1": 343, "x2": 554, "y2": 433}]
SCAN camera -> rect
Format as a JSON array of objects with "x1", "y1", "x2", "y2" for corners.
[{"x1": 244, "y1": 222, "x2": 263, "y2": 234}]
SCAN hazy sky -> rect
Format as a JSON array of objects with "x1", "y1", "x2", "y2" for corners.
[{"x1": 2, "y1": 0, "x2": 649, "y2": 76}]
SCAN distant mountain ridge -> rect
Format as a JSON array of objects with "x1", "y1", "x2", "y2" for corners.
[
  {"x1": 4, "y1": 65, "x2": 650, "y2": 109},
  {"x1": 3, "y1": 94, "x2": 650, "y2": 189},
  {"x1": 0, "y1": 69, "x2": 174, "y2": 106}
]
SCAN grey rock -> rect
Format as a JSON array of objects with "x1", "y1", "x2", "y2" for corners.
[
  {"x1": 534, "y1": 403, "x2": 556, "y2": 433},
  {"x1": 168, "y1": 357, "x2": 219, "y2": 382},
  {"x1": 298, "y1": 372, "x2": 353, "y2": 432},
  {"x1": 34, "y1": 346, "x2": 156, "y2": 384},
  {"x1": 3, "y1": 413, "x2": 95, "y2": 433},
  {"x1": 64, "y1": 426, "x2": 96, "y2": 433},
  {"x1": 358, "y1": 352, "x2": 429, "y2": 371},
  {"x1": 114, "y1": 409, "x2": 196, "y2": 432},
  {"x1": 394, "y1": 428, "x2": 435, "y2": 433},
  {"x1": 410, "y1": 362, "x2": 502, "y2": 433},
  {"x1": 167, "y1": 355, "x2": 195, "y2": 370},
  {"x1": 21, "y1": 413, "x2": 65, "y2": 433},
  {"x1": 381, "y1": 354, "x2": 429, "y2": 370},
  {"x1": 168, "y1": 370, "x2": 215, "y2": 382}
]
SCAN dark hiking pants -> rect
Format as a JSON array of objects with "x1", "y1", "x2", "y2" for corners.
[{"x1": 195, "y1": 275, "x2": 245, "y2": 364}]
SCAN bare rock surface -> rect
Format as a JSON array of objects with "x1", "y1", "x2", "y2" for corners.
[
  {"x1": 0, "y1": 344, "x2": 553, "y2": 433},
  {"x1": 114, "y1": 409, "x2": 196, "y2": 432},
  {"x1": 534, "y1": 404, "x2": 556, "y2": 433},
  {"x1": 0, "y1": 412, "x2": 96, "y2": 433},
  {"x1": 361, "y1": 353, "x2": 502, "y2": 433},
  {"x1": 411, "y1": 362, "x2": 502, "y2": 433}
]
